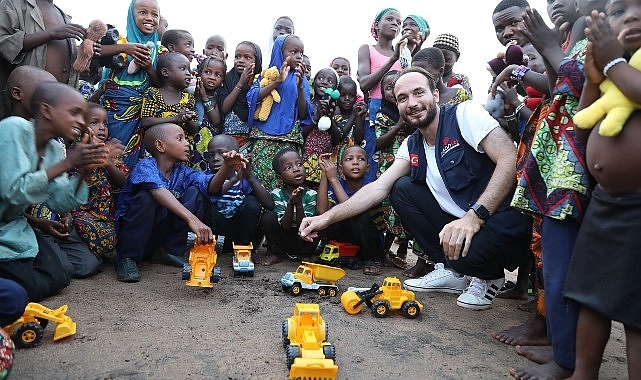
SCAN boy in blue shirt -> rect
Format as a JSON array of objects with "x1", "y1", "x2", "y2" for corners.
[
  {"x1": 204, "y1": 135, "x2": 274, "y2": 252},
  {"x1": 114, "y1": 123, "x2": 247, "y2": 282}
]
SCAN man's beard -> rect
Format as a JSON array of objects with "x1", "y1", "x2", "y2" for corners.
[{"x1": 403, "y1": 100, "x2": 438, "y2": 130}]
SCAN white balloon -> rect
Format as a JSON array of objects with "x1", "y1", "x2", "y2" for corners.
[{"x1": 318, "y1": 116, "x2": 331, "y2": 131}]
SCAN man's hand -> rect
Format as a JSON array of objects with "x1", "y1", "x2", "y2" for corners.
[
  {"x1": 298, "y1": 215, "x2": 329, "y2": 242},
  {"x1": 438, "y1": 211, "x2": 483, "y2": 260}
]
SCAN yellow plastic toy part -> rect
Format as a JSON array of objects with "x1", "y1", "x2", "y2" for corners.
[
  {"x1": 186, "y1": 241, "x2": 217, "y2": 288},
  {"x1": 340, "y1": 277, "x2": 424, "y2": 319},
  {"x1": 3, "y1": 303, "x2": 77, "y2": 348},
  {"x1": 254, "y1": 66, "x2": 281, "y2": 122}
]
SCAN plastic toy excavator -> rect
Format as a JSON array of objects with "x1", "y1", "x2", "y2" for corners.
[
  {"x1": 3, "y1": 303, "x2": 76, "y2": 348},
  {"x1": 282, "y1": 303, "x2": 338, "y2": 380},
  {"x1": 341, "y1": 277, "x2": 424, "y2": 319},
  {"x1": 182, "y1": 233, "x2": 223, "y2": 287}
]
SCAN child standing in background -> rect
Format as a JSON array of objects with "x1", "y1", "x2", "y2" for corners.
[
  {"x1": 192, "y1": 56, "x2": 226, "y2": 171},
  {"x1": 247, "y1": 34, "x2": 313, "y2": 192},
  {"x1": 141, "y1": 52, "x2": 198, "y2": 154},
  {"x1": 101, "y1": 0, "x2": 160, "y2": 169},
  {"x1": 203, "y1": 35, "x2": 228, "y2": 61},
  {"x1": 260, "y1": 148, "x2": 318, "y2": 266},
  {"x1": 357, "y1": 8, "x2": 407, "y2": 183},
  {"x1": 216, "y1": 41, "x2": 263, "y2": 156},
  {"x1": 332, "y1": 76, "x2": 367, "y2": 162},
  {"x1": 432, "y1": 33, "x2": 473, "y2": 97},
  {"x1": 317, "y1": 147, "x2": 385, "y2": 275},
  {"x1": 71, "y1": 103, "x2": 129, "y2": 260},
  {"x1": 302, "y1": 67, "x2": 342, "y2": 189}
]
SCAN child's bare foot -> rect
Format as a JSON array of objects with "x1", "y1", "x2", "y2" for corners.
[
  {"x1": 497, "y1": 286, "x2": 529, "y2": 300},
  {"x1": 261, "y1": 254, "x2": 283, "y2": 266},
  {"x1": 509, "y1": 361, "x2": 572, "y2": 380},
  {"x1": 492, "y1": 313, "x2": 549, "y2": 346},
  {"x1": 515, "y1": 345, "x2": 554, "y2": 364},
  {"x1": 402, "y1": 258, "x2": 435, "y2": 278}
]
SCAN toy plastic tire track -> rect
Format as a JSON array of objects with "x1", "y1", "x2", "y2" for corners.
[
  {"x1": 323, "y1": 344, "x2": 336, "y2": 360},
  {"x1": 401, "y1": 301, "x2": 421, "y2": 319},
  {"x1": 286, "y1": 345, "x2": 300, "y2": 368},
  {"x1": 13, "y1": 322, "x2": 44, "y2": 348},
  {"x1": 371, "y1": 300, "x2": 390, "y2": 318},
  {"x1": 281, "y1": 321, "x2": 290, "y2": 347}
]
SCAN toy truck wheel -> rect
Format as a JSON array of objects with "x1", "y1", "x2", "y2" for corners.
[
  {"x1": 401, "y1": 301, "x2": 421, "y2": 319},
  {"x1": 12, "y1": 322, "x2": 44, "y2": 348},
  {"x1": 328, "y1": 288, "x2": 337, "y2": 297},
  {"x1": 318, "y1": 287, "x2": 327, "y2": 296},
  {"x1": 211, "y1": 267, "x2": 221, "y2": 283},
  {"x1": 371, "y1": 300, "x2": 390, "y2": 318},
  {"x1": 323, "y1": 344, "x2": 336, "y2": 360},
  {"x1": 286, "y1": 344, "x2": 300, "y2": 368},
  {"x1": 290, "y1": 283, "x2": 302, "y2": 296},
  {"x1": 281, "y1": 320, "x2": 290, "y2": 348}
]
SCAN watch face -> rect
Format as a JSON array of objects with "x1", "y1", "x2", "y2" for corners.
[{"x1": 472, "y1": 204, "x2": 489, "y2": 220}]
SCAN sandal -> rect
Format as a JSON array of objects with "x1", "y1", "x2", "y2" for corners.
[
  {"x1": 363, "y1": 261, "x2": 382, "y2": 275},
  {"x1": 390, "y1": 256, "x2": 408, "y2": 270}
]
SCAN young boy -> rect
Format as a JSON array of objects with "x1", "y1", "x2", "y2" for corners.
[
  {"x1": 0, "y1": 81, "x2": 111, "y2": 301},
  {"x1": 317, "y1": 146, "x2": 385, "y2": 274},
  {"x1": 259, "y1": 148, "x2": 318, "y2": 266},
  {"x1": 114, "y1": 122, "x2": 246, "y2": 282},
  {"x1": 204, "y1": 135, "x2": 274, "y2": 252}
]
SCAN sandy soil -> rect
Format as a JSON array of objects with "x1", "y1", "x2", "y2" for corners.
[{"x1": 8, "y1": 247, "x2": 627, "y2": 380}]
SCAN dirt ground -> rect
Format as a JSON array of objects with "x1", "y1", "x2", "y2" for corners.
[{"x1": 9, "y1": 245, "x2": 627, "y2": 380}]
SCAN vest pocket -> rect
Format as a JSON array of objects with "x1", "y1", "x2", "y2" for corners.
[{"x1": 441, "y1": 150, "x2": 476, "y2": 191}]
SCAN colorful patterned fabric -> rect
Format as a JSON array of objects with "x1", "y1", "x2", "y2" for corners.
[
  {"x1": 0, "y1": 329, "x2": 13, "y2": 380},
  {"x1": 71, "y1": 162, "x2": 129, "y2": 258},
  {"x1": 248, "y1": 125, "x2": 303, "y2": 193},
  {"x1": 446, "y1": 74, "x2": 473, "y2": 98},
  {"x1": 511, "y1": 39, "x2": 593, "y2": 222},
  {"x1": 302, "y1": 127, "x2": 332, "y2": 186}
]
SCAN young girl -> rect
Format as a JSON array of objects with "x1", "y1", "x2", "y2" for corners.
[
  {"x1": 216, "y1": 41, "x2": 262, "y2": 157},
  {"x1": 192, "y1": 56, "x2": 226, "y2": 171},
  {"x1": 372, "y1": 70, "x2": 411, "y2": 270},
  {"x1": 332, "y1": 76, "x2": 367, "y2": 163},
  {"x1": 412, "y1": 48, "x2": 472, "y2": 105},
  {"x1": 432, "y1": 33, "x2": 473, "y2": 97},
  {"x1": 247, "y1": 34, "x2": 313, "y2": 192},
  {"x1": 71, "y1": 103, "x2": 129, "y2": 260},
  {"x1": 302, "y1": 67, "x2": 342, "y2": 189},
  {"x1": 357, "y1": 8, "x2": 407, "y2": 183},
  {"x1": 141, "y1": 52, "x2": 198, "y2": 156},
  {"x1": 101, "y1": 0, "x2": 161, "y2": 169}
]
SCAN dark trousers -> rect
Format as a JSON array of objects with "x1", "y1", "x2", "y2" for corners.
[
  {"x1": 0, "y1": 231, "x2": 72, "y2": 302},
  {"x1": 0, "y1": 278, "x2": 28, "y2": 326},
  {"x1": 39, "y1": 226, "x2": 101, "y2": 278},
  {"x1": 260, "y1": 210, "x2": 317, "y2": 257},
  {"x1": 389, "y1": 176, "x2": 530, "y2": 280},
  {"x1": 328, "y1": 213, "x2": 384, "y2": 262},
  {"x1": 541, "y1": 216, "x2": 579, "y2": 369},
  {"x1": 116, "y1": 186, "x2": 205, "y2": 261},
  {"x1": 207, "y1": 195, "x2": 262, "y2": 246}
]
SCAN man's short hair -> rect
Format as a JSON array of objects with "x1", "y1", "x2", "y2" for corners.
[
  {"x1": 493, "y1": 0, "x2": 530, "y2": 15},
  {"x1": 397, "y1": 67, "x2": 437, "y2": 92}
]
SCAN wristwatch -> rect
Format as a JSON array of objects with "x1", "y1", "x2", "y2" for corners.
[{"x1": 470, "y1": 203, "x2": 490, "y2": 221}]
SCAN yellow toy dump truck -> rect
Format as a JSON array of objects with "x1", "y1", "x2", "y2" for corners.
[
  {"x1": 182, "y1": 233, "x2": 223, "y2": 287},
  {"x1": 3, "y1": 303, "x2": 76, "y2": 348},
  {"x1": 232, "y1": 242, "x2": 254, "y2": 277},
  {"x1": 280, "y1": 262, "x2": 346, "y2": 297},
  {"x1": 340, "y1": 277, "x2": 424, "y2": 319},
  {"x1": 281, "y1": 303, "x2": 338, "y2": 380}
]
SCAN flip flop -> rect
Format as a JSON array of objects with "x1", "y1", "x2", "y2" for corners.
[{"x1": 390, "y1": 256, "x2": 408, "y2": 270}]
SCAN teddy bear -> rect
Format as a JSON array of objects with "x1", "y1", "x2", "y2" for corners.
[
  {"x1": 254, "y1": 66, "x2": 281, "y2": 122},
  {"x1": 484, "y1": 44, "x2": 528, "y2": 120},
  {"x1": 573, "y1": 50, "x2": 641, "y2": 137},
  {"x1": 73, "y1": 20, "x2": 107, "y2": 72}
]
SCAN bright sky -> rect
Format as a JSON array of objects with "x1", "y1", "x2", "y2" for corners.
[{"x1": 56, "y1": 0, "x2": 549, "y2": 97}]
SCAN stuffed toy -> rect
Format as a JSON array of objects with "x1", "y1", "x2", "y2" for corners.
[
  {"x1": 484, "y1": 44, "x2": 528, "y2": 120},
  {"x1": 73, "y1": 20, "x2": 107, "y2": 72},
  {"x1": 254, "y1": 66, "x2": 281, "y2": 121},
  {"x1": 574, "y1": 50, "x2": 641, "y2": 137},
  {"x1": 127, "y1": 41, "x2": 156, "y2": 74}
]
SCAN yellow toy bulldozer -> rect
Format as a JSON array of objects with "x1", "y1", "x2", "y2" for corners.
[{"x1": 3, "y1": 303, "x2": 76, "y2": 348}]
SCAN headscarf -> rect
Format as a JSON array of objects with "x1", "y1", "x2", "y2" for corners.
[
  {"x1": 433, "y1": 33, "x2": 460, "y2": 59},
  {"x1": 407, "y1": 15, "x2": 430, "y2": 40},
  {"x1": 219, "y1": 41, "x2": 263, "y2": 122},
  {"x1": 371, "y1": 8, "x2": 399, "y2": 41},
  {"x1": 247, "y1": 35, "x2": 312, "y2": 135},
  {"x1": 114, "y1": 0, "x2": 159, "y2": 88}
]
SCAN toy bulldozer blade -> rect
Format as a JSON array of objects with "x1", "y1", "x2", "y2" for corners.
[
  {"x1": 36, "y1": 304, "x2": 76, "y2": 341},
  {"x1": 340, "y1": 284, "x2": 382, "y2": 315},
  {"x1": 289, "y1": 358, "x2": 338, "y2": 380}
]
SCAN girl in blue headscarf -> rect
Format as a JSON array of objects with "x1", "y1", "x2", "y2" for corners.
[
  {"x1": 247, "y1": 34, "x2": 313, "y2": 192},
  {"x1": 101, "y1": 0, "x2": 160, "y2": 169}
]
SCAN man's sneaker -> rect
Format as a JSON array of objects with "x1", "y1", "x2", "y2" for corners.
[
  {"x1": 403, "y1": 263, "x2": 466, "y2": 293},
  {"x1": 456, "y1": 276, "x2": 504, "y2": 310},
  {"x1": 115, "y1": 258, "x2": 140, "y2": 283}
]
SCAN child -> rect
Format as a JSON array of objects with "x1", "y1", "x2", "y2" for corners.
[
  {"x1": 0, "y1": 81, "x2": 111, "y2": 300},
  {"x1": 204, "y1": 135, "x2": 274, "y2": 253},
  {"x1": 357, "y1": 8, "x2": 407, "y2": 183},
  {"x1": 192, "y1": 56, "x2": 226, "y2": 171},
  {"x1": 372, "y1": 70, "x2": 412, "y2": 270},
  {"x1": 302, "y1": 67, "x2": 342, "y2": 188},
  {"x1": 113, "y1": 122, "x2": 247, "y2": 282},
  {"x1": 71, "y1": 103, "x2": 129, "y2": 260},
  {"x1": 259, "y1": 148, "x2": 318, "y2": 266},
  {"x1": 203, "y1": 34, "x2": 228, "y2": 61},
  {"x1": 563, "y1": 5, "x2": 641, "y2": 379},
  {"x1": 330, "y1": 57, "x2": 352, "y2": 78},
  {"x1": 247, "y1": 34, "x2": 313, "y2": 192},
  {"x1": 401, "y1": 15, "x2": 430, "y2": 58},
  {"x1": 216, "y1": 41, "x2": 262, "y2": 156},
  {"x1": 432, "y1": 33, "x2": 473, "y2": 97},
  {"x1": 268, "y1": 16, "x2": 295, "y2": 54},
  {"x1": 101, "y1": 0, "x2": 161, "y2": 169},
  {"x1": 160, "y1": 29, "x2": 196, "y2": 63},
  {"x1": 141, "y1": 52, "x2": 198, "y2": 152},
  {"x1": 317, "y1": 147, "x2": 385, "y2": 274},
  {"x1": 412, "y1": 48, "x2": 471, "y2": 105},
  {"x1": 332, "y1": 76, "x2": 367, "y2": 162}
]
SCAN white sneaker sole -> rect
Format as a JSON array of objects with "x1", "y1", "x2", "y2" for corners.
[
  {"x1": 403, "y1": 283, "x2": 465, "y2": 294},
  {"x1": 456, "y1": 299, "x2": 492, "y2": 310}
]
